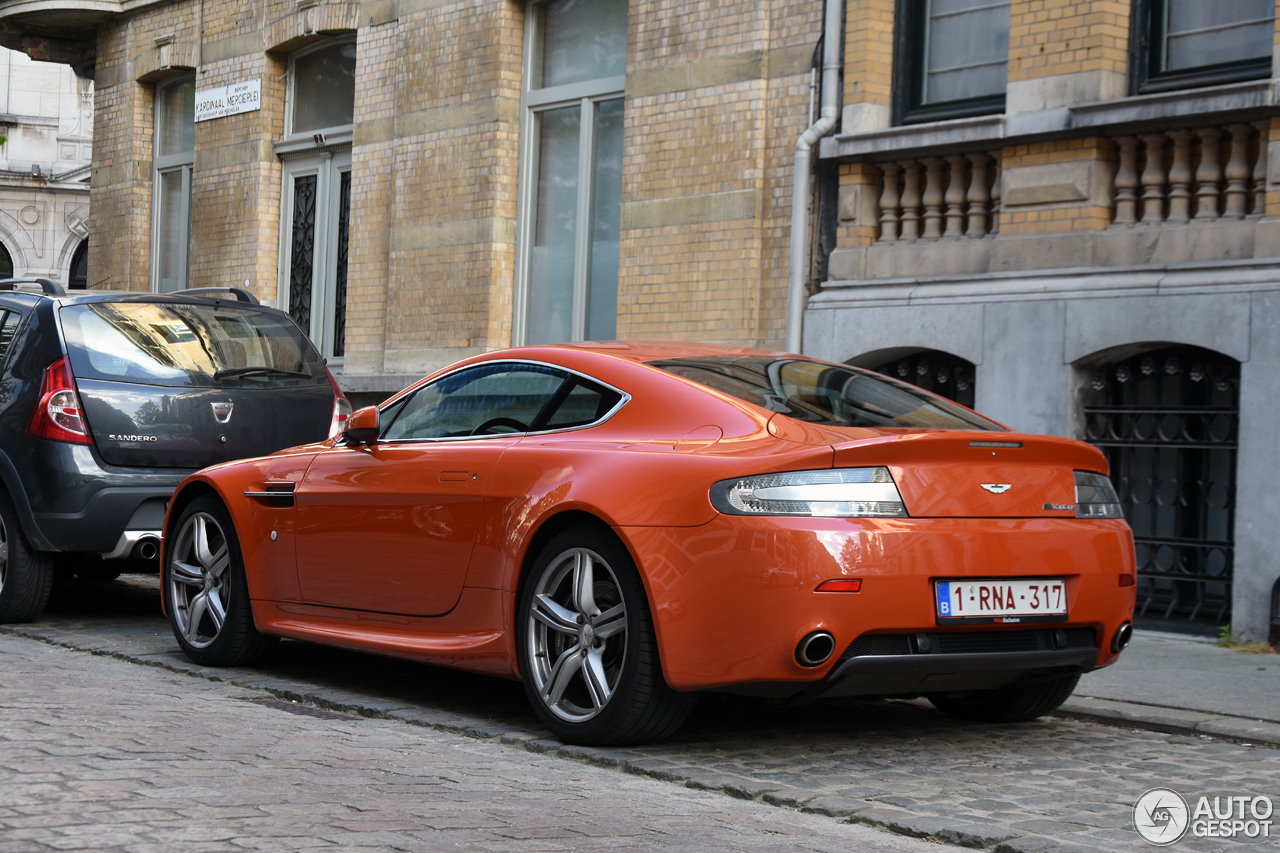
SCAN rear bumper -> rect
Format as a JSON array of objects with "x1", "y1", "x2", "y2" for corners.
[
  {"x1": 35, "y1": 485, "x2": 177, "y2": 554},
  {"x1": 23, "y1": 441, "x2": 187, "y2": 553},
  {"x1": 618, "y1": 514, "x2": 1137, "y2": 694}
]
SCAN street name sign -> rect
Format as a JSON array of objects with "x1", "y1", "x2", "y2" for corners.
[{"x1": 194, "y1": 80, "x2": 262, "y2": 122}]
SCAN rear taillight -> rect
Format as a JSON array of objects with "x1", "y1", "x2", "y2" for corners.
[
  {"x1": 324, "y1": 364, "x2": 352, "y2": 438},
  {"x1": 27, "y1": 357, "x2": 93, "y2": 445}
]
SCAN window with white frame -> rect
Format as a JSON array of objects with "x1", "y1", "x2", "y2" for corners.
[
  {"x1": 153, "y1": 75, "x2": 194, "y2": 292},
  {"x1": 894, "y1": 0, "x2": 1010, "y2": 124},
  {"x1": 516, "y1": 0, "x2": 627, "y2": 346},
  {"x1": 279, "y1": 38, "x2": 356, "y2": 363},
  {"x1": 1134, "y1": 0, "x2": 1274, "y2": 93}
]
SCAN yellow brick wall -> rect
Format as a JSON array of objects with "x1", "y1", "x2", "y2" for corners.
[
  {"x1": 1008, "y1": 0, "x2": 1129, "y2": 82},
  {"x1": 835, "y1": 162, "x2": 880, "y2": 247},
  {"x1": 842, "y1": 0, "x2": 895, "y2": 109}
]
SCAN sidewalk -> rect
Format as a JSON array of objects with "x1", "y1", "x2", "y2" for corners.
[{"x1": 1062, "y1": 629, "x2": 1280, "y2": 747}]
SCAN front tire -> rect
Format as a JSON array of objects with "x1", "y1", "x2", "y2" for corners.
[
  {"x1": 0, "y1": 490, "x2": 52, "y2": 623},
  {"x1": 928, "y1": 672, "x2": 1081, "y2": 723},
  {"x1": 166, "y1": 495, "x2": 275, "y2": 666},
  {"x1": 517, "y1": 526, "x2": 695, "y2": 745}
]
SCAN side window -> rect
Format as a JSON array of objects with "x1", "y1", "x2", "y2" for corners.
[
  {"x1": 543, "y1": 380, "x2": 623, "y2": 429},
  {"x1": 382, "y1": 364, "x2": 568, "y2": 440},
  {"x1": 0, "y1": 310, "x2": 21, "y2": 366}
]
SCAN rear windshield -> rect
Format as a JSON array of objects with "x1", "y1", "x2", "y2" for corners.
[
  {"x1": 650, "y1": 356, "x2": 1001, "y2": 430},
  {"x1": 60, "y1": 301, "x2": 325, "y2": 388}
]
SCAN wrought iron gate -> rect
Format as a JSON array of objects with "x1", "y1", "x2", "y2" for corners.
[
  {"x1": 1083, "y1": 346, "x2": 1239, "y2": 624},
  {"x1": 871, "y1": 350, "x2": 976, "y2": 408}
]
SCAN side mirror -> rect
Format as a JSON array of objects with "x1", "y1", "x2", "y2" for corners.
[{"x1": 342, "y1": 405, "x2": 380, "y2": 445}]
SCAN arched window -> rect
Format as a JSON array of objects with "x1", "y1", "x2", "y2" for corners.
[
  {"x1": 0, "y1": 242, "x2": 12, "y2": 279},
  {"x1": 69, "y1": 240, "x2": 88, "y2": 289},
  {"x1": 1082, "y1": 345, "x2": 1239, "y2": 627},
  {"x1": 864, "y1": 350, "x2": 976, "y2": 409}
]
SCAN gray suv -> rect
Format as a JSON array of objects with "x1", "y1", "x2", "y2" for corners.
[{"x1": 0, "y1": 280, "x2": 351, "y2": 623}]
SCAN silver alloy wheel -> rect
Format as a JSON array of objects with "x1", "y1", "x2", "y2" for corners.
[
  {"x1": 527, "y1": 547, "x2": 628, "y2": 723},
  {"x1": 168, "y1": 512, "x2": 232, "y2": 649}
]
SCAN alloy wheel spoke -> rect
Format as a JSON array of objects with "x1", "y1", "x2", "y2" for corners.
[
  {"x1": 592, "y1": 603, "x2": 626, "y2": 640},
  {"x1": 542, "y1": 646, "x2": 583, "y2": 706},
  {"x1": 0, "y1": 540, "x2": 9, "y2": 566},
  {"x1": 532, "y1": 594, "x2": 579, "y2": 635},
  {"x1": 582, "y1": 648, "x2": 612, "y2": 709},
  {"x1": 185, "y1": 592, "x2": 209, "y2": 642},
  {"x1": 193, "y1": 517, "x2": 221, "y2": 573},
  {"x1": 205, "y1": 545, "x2": 230, "y2": 579},
  {"x1": 171, "y1": 560, "x2": 204, "y2": 586},
  {"x1": 572, "y1": 551, "x2": 599, "y2": 618},
  {"x1": 206, "y1": 590, "x2": 227, "y2": 632}
]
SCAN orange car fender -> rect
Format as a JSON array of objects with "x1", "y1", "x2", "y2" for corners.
[{"x1": 161, "y1": 452, "x2": 320, "y2": 615}]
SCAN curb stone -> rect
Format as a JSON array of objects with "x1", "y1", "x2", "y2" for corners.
[{"x1": 1057, "y1": 696, "x2": 1280, "y2": 748}]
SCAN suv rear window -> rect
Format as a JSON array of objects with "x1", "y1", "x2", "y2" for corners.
[
  {"x1": 650, "y1": 356, "x2": 1000, "y2": 430},
  {"x1": 60, "y1": 301, "x2": 326, "y2": 388}
]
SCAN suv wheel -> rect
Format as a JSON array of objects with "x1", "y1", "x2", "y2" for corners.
[
  {"x1": 0, "y1": 490, "x2": 53, "y2": 623},
  {"x1": 166, "y1": 495, "x2": 275, "y2": 666}
]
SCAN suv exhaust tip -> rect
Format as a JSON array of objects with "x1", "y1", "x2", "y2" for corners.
[
  {"x1": 132, "y1": 537, "x2": 159, "y2": 561},
  {"x1": 796, "y1": 631, "x2": 836, "y2": 667}
]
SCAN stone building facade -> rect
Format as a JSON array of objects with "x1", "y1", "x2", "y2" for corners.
[
  {"x1": 0, "y1": 0, "x2": 1276, "y2": 640},
  {"x1": 809, "y1": 0, "x2": 1280, "y2": 641},
  {"x1": 0, "y1": 46, "x2": 91, "y2": 286}
]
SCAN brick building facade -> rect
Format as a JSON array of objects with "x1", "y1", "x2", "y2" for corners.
[{"x1": 0, "y1": 0, "x2": 1277, "y2": 640}]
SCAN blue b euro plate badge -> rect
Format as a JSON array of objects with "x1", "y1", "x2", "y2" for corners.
[{"x1": 935, "y1": 578, "x2": 1069, "y2": 625}]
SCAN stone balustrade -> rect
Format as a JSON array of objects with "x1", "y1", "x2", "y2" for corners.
[
  {"x1": 874, "y1": 153, "x2": 1002, "y2": 243},
  {"x1": 1111, "y1": 122, "x2": 1269, "y2": 226}
]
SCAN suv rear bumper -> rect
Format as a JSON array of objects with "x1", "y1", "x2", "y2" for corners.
[{"x1": 34, "y1": 485, "x2": 178, "y2": 554}]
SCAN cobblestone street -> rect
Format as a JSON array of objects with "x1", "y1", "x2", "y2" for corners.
[{"x1": 2, "y1": 577, "x2": 1278, "y2": 852}]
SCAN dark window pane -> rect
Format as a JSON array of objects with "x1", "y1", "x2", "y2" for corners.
[
  {"x1": 292, "y1": 42, "x2": 356, "y2": 133},
  {"x1": 543, "y1": 381, "x2": 621, "y2": 428},
  {"x1": 540, "y1": 0, "x2": 627, "y2": 88},
  {"x1": 1164, "y1": 0, "x2": 1273, "y2": 70},
  {"x1": 923, "y1": 0, "x2": 1010, "y2": 104},
  {"x1": 383, "y1": 364, "x2": 568, "y2": 440},
  {"x1": 651, "y1": 356, "x2": 1000, "y2": 430}
]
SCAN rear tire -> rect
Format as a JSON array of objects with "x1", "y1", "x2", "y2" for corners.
[
  {"x1": 517, "y1": 525, "x2": 696, "y2": 745},
  {"x1": 0, "y1": 490, "x2": 53, "y2": 623},
  {"x1": 928, "y1": 672, "x2": 1081, "y2": 723},
  {"x1": 166, "y1": 495, "x2": 275, "y2": 666}
]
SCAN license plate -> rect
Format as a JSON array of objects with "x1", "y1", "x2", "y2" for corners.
[{"x1": 935, "y1": 579, "x2": 1067, "y2": 624}]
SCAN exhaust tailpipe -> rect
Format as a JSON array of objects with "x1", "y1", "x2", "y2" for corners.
[
  {"x1": 1111, "y1": 621, "x2": 1133, "y2": 654},
  {"x1": 133, "y1": 537, "x2": 160, "y2": 561},
  {"x1": 795, "y1": 631, "x2": 836, "y2": 667}
]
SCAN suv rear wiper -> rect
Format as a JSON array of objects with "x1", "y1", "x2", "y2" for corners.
[{"x1": 213, "y1": 366, "x2": 312, "y2": 381}]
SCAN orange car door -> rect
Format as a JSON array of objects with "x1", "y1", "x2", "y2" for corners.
[
  {"x1": 293, "y1": 362, "x2": 572, "y2": 615},
  {"x1": 293, "y1": 439, "x2": 515, "y2": 615}
]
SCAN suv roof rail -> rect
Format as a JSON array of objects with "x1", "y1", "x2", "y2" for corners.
[
  {"x1": 0, "y1": 277, "x2": 67, "y2": 297},
  {"x1": 172, "y1": 286, "x2": 261, "y2": 305}
]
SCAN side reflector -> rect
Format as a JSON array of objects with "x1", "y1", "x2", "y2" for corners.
[
  {"x1": 1119, "y1": 574, "x2": 1135, "y2": 588},
  {"x1": 815, "y1": 579, "x2": 862, "y2": 593}
]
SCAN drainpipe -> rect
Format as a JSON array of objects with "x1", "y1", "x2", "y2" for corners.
[{"x1": 786, "y1": 0, "x2": 843, "y2": 354}]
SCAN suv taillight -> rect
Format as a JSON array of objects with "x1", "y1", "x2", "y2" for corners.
[
  {"x1": 324, "y1": 364, "x2": 352, "y2": 438},
  {"x1": 27, "y1": 357, "x2": 93, "y2": 445}
]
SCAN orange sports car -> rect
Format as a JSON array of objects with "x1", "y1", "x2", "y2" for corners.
[{"x1": 160, "y1": 342, "x2": 1136, "y2": 745}]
